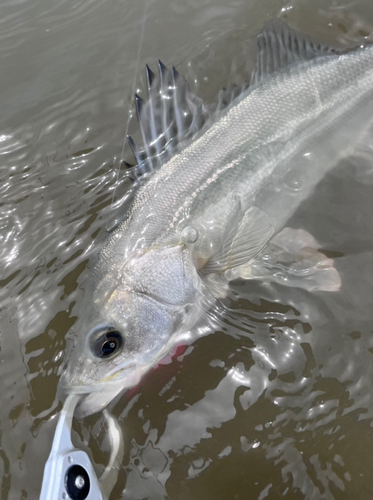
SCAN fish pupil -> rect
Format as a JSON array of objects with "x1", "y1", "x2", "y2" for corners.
[
  {"x1": 102, "y1": 339, "x2": 117, "y2": 356},
  {"x1": 92, "y1": 330, "x2": 123, "y2": 358}
]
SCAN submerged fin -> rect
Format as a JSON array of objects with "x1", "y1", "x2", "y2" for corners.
[
  {"x1": 202, "y1": 206, "x2": 274, "y2": 275},
  {"x1": 229, "y1": 227, "x2": 341, "y2": 292},
  {"x1": 251, "y1": 19, "x2": 342, "y2": 86}
]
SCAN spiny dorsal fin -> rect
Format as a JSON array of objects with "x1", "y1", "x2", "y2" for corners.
[
  {"x1": 125, "y1": 62, "x2": 245, "y2": 179},
  {"x1": 126, "y1": 61, "x2": 210, "y2": 177},
  {"x1": 251, "y1": 19, "x2": 342, "y2": 86}
]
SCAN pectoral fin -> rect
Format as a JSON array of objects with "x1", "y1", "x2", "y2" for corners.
[
  {"x1": 201, "y1": 206, "x2": 274, "y2": 275},
  {"x1": 229, "y1": 227, "x2": 341, "y2": 292}
]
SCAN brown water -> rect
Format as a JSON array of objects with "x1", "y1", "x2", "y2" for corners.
[{"x1": 2, "y1": 0, "x2": 373, "y2": 498}]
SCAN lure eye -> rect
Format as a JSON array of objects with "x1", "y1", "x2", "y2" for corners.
[{"x1": 92, "y1": 330, "x2": 123, "y2": 359}]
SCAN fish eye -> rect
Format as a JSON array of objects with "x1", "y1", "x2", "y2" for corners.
[{"x1": 92, "y1": 330, "x2": 123, "y2": 359}]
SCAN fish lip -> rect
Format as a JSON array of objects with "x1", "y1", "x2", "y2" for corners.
[
  {"x1": 58, "y1": 361, "x2": 142, "y2": 397},
  {"x1": 59, "y1": 377, "x2": 127, "y2": 395},
  {"x1": 58, "y1": 355, "x2": 139, "y2": 390}
]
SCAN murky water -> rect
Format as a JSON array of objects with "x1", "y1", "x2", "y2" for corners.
[{"x1": 2, "y1": 0, "x2": 373, "y2": 498}]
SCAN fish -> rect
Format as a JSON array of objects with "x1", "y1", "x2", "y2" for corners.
[{"x1": 59, "y1": 19, "x2": 373, "y2": 417}]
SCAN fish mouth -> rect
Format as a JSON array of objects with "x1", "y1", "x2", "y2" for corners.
[
  {"x1": 59, "y1": 361, "x2": 141, "y2": 392},
  {"x1": 58, "y1": 379, "x2": 132, "y2": 418},
  {"x1": 57, "y1": 363, "x2": 143, "y2": 417},
  {"x1": 58, "y1": 345, "x2": 179, "y2": 417}
]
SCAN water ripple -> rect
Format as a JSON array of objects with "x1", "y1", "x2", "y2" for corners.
[{"x1": 3, "y1": 0, "x2": 373, "y2": 498}]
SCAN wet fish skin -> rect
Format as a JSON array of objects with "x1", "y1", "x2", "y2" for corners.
[{"x1": 59, "y1": 21, "x2": 373, "y2": 416}]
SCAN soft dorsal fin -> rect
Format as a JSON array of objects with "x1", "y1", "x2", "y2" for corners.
[{"x1": 251, "y1": 19, "x2": 343, "y2": 86}]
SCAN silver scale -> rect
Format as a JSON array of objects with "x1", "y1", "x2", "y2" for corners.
[{"x1": 39, "y1": 395, "x2": 123, "y2": 500}]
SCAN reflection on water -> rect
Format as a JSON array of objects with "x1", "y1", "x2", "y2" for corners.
[{"x1": 2, "y1": 0, "x2": 373, "y2": 498}]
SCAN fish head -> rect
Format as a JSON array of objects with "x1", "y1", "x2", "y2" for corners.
[{"x1": 58, "y1": 243, "x2": 202, "y2": 417}]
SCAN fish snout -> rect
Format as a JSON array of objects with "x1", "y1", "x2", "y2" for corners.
[{"x1": 57, "y1": 355, "x2": 96, "y2": 399}]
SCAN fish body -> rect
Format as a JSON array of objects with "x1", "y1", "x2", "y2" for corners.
[{"x1": 60, "y1": 21, "x2": 373, "y2": 416}]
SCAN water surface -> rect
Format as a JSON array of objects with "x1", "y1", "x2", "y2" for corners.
[{"x1": 1, "y1": 0, "x2": 373, "y2": 498}]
